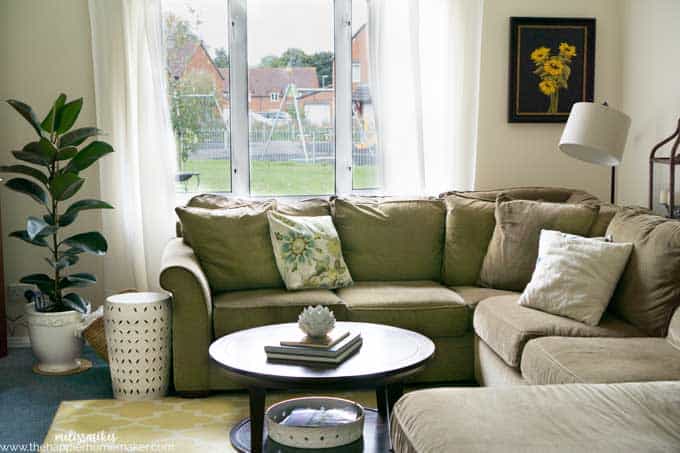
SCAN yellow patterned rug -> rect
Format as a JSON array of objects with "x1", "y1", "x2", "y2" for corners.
[{"x1": 43, "y1": 391, "x2": 376, "y2": 452}]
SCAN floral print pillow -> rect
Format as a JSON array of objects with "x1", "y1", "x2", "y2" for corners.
[{"x1": 267, "y1": 212, "x2": 353, "y2": 290}]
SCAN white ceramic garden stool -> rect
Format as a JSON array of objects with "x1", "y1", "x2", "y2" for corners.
[{"x1": 104, "y1": 292, "x2": 172, "y2": 400}]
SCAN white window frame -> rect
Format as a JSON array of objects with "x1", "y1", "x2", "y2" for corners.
[
  {"x1": 228, "y1": 0, "x2": 353, "y2": 196},
  {"x1": 270, "y1": 92, "x2": 280, "y2": 102},
  {"x1": 352, "y1": 62, "x2": 361, "y2": 83}
]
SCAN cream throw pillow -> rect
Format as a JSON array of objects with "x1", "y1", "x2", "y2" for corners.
[
  {"x1": 267, "y1": 212, "x2": 353, "y2": 290},
  {"x1": 518, "y1": 230, "x2": 633, "y2": 326}
]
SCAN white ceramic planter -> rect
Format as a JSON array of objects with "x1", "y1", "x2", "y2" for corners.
[{"x1": 25, "y1": 303, "x2": 85, "y2": 373}]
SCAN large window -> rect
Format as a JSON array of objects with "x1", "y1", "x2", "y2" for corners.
[{"x1": 162, "y1": 0, "x2": 376, "y2": 196}]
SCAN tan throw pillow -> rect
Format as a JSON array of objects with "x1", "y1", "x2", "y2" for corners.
[
  {"x1": 478, "y1": 198, "x2": 599, "y2": 291},
  {"x1": 175, "y1": 204, "x2": 283, "y2": 292},
  {"x1": 268, "y1": 212, "x2": 353, "y2": 290},
  {"x1": 519, "y1": 230, "x2": 633, "y2": 326},
  {"x1": 606, "y1": 210, "x2": 680, "y2": 336},
  {"x1": 441, "y1": 194, "x2": 496, "y2": 286}
]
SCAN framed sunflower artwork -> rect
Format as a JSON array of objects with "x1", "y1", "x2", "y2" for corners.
[{"x1": 508, "y1": 17, "x2": 595, "y2": 123}]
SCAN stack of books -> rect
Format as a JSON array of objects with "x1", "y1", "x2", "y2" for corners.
[{"x1": 265, "y1": 330, "x2": 362, "y2": 365}]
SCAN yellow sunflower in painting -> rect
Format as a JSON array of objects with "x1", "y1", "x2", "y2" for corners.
[
  {"x1": 538, "y1": 79, "x2": 557, "y2": 95},
  {"x1": 559, "y1": 42, "x2": 577, "y2": 59},
  {"x1": 530, "y1": 46, "x2": 551, "y2": 63},
  {"x1": 543, "y1": 58, "x2": 564, "y2": 76},
  {"x1": 530, "y1": 42, "x2": 577, "y2": 113}
]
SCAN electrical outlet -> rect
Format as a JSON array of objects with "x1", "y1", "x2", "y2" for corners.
[{"x1": 8, "y1": 283, "x2": 34, "y2": 305}]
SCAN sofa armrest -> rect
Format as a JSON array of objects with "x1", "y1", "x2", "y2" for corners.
[{"x1": 160, "y1": 238, "x2": 213, "y2": 392}]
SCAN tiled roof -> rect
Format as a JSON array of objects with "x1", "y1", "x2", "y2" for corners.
[
  {"x1": 167, "y1": 40, "x2": 200, "y2": 79},
  {"x1": 248, "y1": 67, "x2": 319, "y2": 96}
]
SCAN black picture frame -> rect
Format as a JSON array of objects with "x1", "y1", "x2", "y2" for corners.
[{"x1": 508, "y1": 17, "x2": 595, "y2": 123}]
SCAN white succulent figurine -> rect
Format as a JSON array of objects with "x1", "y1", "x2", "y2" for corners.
[{"x1": 298, "y1": 305, "x2": 336, "y2": 338}]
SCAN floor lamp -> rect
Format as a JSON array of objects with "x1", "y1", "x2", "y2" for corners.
[{"x1": 559, "y1": 102, "x2": 631, "y2": 204}]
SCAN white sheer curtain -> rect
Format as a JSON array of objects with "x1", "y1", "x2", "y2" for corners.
[
  {"x1": 88, "y1": 0, "x2": 177, "y2": 293},
  {"x1": 367, "y1": 0, "x2": 482, "y2": 196}
]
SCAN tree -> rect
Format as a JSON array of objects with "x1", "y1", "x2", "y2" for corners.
[
  {"x1": 164, "y1": 13, "x2": 198, "y2": 49},
  {"x1": 259, "y1": 48, "x2": 334, "y2": 87},
  {"x1": 169, "y1": 71, "x2": 224, "y2": 165},
  {"x1": 214, "y1": 47, "x2": 229, "y2": 67}
]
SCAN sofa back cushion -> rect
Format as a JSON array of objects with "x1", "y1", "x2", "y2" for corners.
[
  {"x1": 175, "y1": 204, "x2": 283, "y2": 292},
  {"x1": 478, "y1": 198, "x2": 599, "y2": 291},
  {"x1": 442, "y1": 187, "x2": 597, "y2": 203},
  {"x1": 333, "y1": 197, "x2": 445, "y2": 281},
  {"x1": 441, "y1": 194, "x2": 496, "y2": 286},
  {"x1": 606, "y1": 210, "x2": 680, "y2": 336}
]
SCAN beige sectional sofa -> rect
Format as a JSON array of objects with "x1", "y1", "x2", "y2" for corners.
[{"x1": 160, "y1": 187, "x2": 680, "y2": 396}]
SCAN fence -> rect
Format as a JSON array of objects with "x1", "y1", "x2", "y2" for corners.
[{"x1": 184, "y1": 126, "x2": 376, "y2": 167}]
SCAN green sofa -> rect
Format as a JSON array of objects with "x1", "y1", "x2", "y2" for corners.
[{"x1": 160, "y1": 187, "x2": 680, "y2": 394}]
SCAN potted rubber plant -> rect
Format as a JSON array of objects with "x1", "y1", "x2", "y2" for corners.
[{"x1": 2, "y1": 94, "x2": 113, "y2": 373}]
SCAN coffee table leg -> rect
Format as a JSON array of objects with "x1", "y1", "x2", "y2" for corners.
[
  {"x1": 249, "y1": 387, "x2": 266, "y2": 453},
  {"x1": 376, "y1": 385, "x2": 388, "y2": 417},
  {"x1": 387, "y1": 382, "x2": 404, "y2": 414}
]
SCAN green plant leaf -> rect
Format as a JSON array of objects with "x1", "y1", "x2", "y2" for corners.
[
  {"x1": 0, "y1": 165, "x2": 48, "y2": 185},
  {"x1": 62, "y1": 231, "x2": 108, "y2": 255},
  {"x1": 10, "y1": 230, "x2": 49, "y2": 247},
  {"x1": 20, "y1": 273, "x2": 55, "y2": 294},
  {"x1": 46, "y1": 254, "x2": 79, "y2": 271},
  {"x1": 50, "y1": 172, "x2": 84, "y2": 201},
  {"x1": 12, "y1": 141, "x2": 53, "y2": 166},
  {"x1": 6, "y1": 99, "x2": 43, "y2": 137},
  {"x1": 65, "y1": 141, "x2": 113, "y2": 173},
  {"x1": 56, "y1": 146, "x2": 78, "y2": 161},
  {"x1": 59, "y1": 127, "x2": 101, "y2": 147},
  {"x1": 55, "y1": 98, "x2": 83, "y2": 134},
  {"x1": 62, "y1": 293, "x2": 90, "y2": 314},
  {"x1": 40, "y1": 93, "x2": 66, "y2": 133},
  {"x1": 60, "y1": 272, "x2": 96, "y2": 289},
  {"x1": 5, "y1": 178, "x2": 48, "y2": 205},
  {"x1": 37, "y1": 138, "x2": 58, "y2": 162},
  {"x1": 59, "y1": 199, "x2": 114, "y2": 227},
  {"x1": 26, "y1": 216, "x2": 56, "y2": 240}
]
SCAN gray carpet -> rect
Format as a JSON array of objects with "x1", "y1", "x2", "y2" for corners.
[{"x1": 0, "y1": 347, "x2": 113, "y2": 445}]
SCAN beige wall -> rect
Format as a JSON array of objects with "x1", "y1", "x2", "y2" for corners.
[
  {"x1": 0, "y1": 0, "x2": 104, "y2": 330},
  {"x1": 474, "y1": 0, "x2": 623, "y2": 201},
  {"x1": 619, "y1": 0, "x2": 680, "y2": 208}
]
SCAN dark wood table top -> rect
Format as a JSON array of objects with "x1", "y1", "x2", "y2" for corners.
[{"x1": 209, "y1": 322, "x2": 435, "y2": 388}]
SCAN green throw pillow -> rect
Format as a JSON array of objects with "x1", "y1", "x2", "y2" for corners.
[
  {"x1": 478, "y1": 198, "x2": 599, "y2": 291},
  {"x1": 441, "y1": 194, "x2": 497, "y2": 286},
  {"x1": 268, "y1": 212, "x2": 353, "y2": 290},
  {"x1": 175, "y1": 204, "x2": 283, "y2": 292}
]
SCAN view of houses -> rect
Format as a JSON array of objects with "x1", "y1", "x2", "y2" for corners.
[{"x1": 165, "y1": 15, "x2": 377, "y2": 194}]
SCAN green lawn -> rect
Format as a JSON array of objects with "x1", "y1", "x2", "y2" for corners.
[{"x1": 178, "y1": 159, "x2": 378, "y2": 195}]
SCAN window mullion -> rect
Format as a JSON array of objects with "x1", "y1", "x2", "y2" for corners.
[
  {"x1": 229, "y1": 0, "x2": 250, "y2": 195},
  {"x1": 334, "y1": 0, "x2": 352, "y2": 195}
]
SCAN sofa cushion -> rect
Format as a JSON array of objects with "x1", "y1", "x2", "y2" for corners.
[
  {"x1": 276, "y1": 198, "x2": 331, "y2": 216},
  {"x1": 449, "y1": 286, "x2": 518, "y2": 308},
  {"x1": 606, "y1": 210, "x2": 680, "y2": 336},
  {"x1": 473, "y1": 295, "x2": 644, "y2": 368},
  {"x1": 521, "y1": 336, "x2": 680, "y2": 385},
  {"x1": 441, "y1": 194, "x2": 496, "y2": 286},
  {"x1": 441, "y1": 187, "x2": 597, "y2": 203},
  {"x1": 332, "y1": 198, "x2": 445, "y2": 281},
  {"x1": 391, "y1": 381, "x2": 680, "y2": 453},
  {"x1": 337, "y1": 281, "x2": 468, "y2": 337},
  {"x1": 175, "y1": 204, "x2": 283, "y2": 292},
  {"x1": 479, "y1": 199, "x2": 599, "y2": 291},
  {"x1": 213, "y1": 288, "x2": 346, "y2": 337}
]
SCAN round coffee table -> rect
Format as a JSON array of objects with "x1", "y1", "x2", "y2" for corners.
[{"x1": 209, "y1": 322, "x2": 435, "y2": 453}]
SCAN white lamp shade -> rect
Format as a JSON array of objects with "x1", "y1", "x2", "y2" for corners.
[{"x1": 559, "y1": 102, "x2": 631, "y2": 166}]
